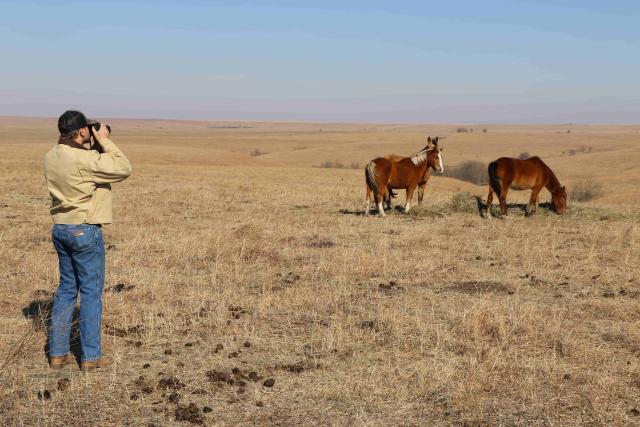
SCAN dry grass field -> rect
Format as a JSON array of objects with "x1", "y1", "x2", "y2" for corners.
[{"x1": 1, "y1": 116, "x2": 639, "y2": 426}]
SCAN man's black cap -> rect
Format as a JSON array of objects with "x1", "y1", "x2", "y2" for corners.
[{"x1": 58, "y1": 110, "x2": 97, "y2": 136}]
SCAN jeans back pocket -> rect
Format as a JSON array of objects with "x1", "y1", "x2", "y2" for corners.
[{"x1": 66, "y1": 226, "x2": 95, "y2": 251}]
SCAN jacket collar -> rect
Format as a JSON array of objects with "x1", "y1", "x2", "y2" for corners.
[{"x1": 58, "y1": 137, "x2": 89, "y2": 150}]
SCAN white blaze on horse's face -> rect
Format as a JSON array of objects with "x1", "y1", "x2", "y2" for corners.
[{"x1": 437, "y1": 150, "x2": 444, "y2": 174}]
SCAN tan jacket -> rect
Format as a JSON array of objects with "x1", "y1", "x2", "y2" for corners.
[{"x1": 44, "y1": 138, "x2": 131, "y2": 224}]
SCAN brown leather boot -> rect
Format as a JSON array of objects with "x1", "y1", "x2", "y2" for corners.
[
  {"x1": 80, "y1": 357, "x2": 112, "y2": 371},
  {"x1": 49, "y1": 354, "x2": 76, "y2": 370}
]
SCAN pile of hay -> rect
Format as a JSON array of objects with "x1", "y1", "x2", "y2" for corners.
[{"x1": 410, "y1": 192, "x2": 480, "y2": 218}]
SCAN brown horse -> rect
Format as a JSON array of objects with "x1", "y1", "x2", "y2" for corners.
[
  {"x1": 365, "y1": 137, "x2": 444, "y2": 217},
  {"x1": 485, "y1": 156, "x2": 567, "y2": 217},
  {"x1": 383, "y1": 149, "x2": 439, "y2": 210}
]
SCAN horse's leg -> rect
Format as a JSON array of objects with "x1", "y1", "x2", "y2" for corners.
[
  {"x1": 404, "y1": 185, "x2": 416, "y2": 213},
  {"x1": 499, "y1": 185, "x2": 510, "y2": 217},
  {"x1": 486, "y1": 187, "x2": 494, "y2": 218},
  {"x1": 365, "y1": 185, "x2": 372, "y2": 216},
  {"x1": 417, "y1": 184, "x2": 425, "y2": 206},
  {"x1": 384, "y1": 186, "x2": 392, "y2": 210},
  {"x1": 498, "y1": 177, "x2": 513, "y2": 217},
  {"x1": 375, "y1": 189, "x2": 385, "y2": 217},
  {"x1": 527, "y1": 186, "x2": 542, "y2": 216}
]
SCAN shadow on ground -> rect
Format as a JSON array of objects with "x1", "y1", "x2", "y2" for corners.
[{"x1": 22, "y1": 299, "x2": 81, "y2": 363}]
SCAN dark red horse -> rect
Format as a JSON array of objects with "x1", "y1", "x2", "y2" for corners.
[
  {"x1": 485, "y1": 156, "x2": 567, "y2": 217},
  {"x1": 365, "y1": 137, "x2": 444, "y2": 217}
]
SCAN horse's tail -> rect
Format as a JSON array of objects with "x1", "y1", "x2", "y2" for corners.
[
  {"x1": 488, "y1": 161, "x2": 501, "y2": 198},
  {"x1": 365, "y1": 160, "x2": 379, "y2": 196}
]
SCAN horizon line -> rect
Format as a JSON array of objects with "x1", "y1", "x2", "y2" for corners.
[{"x1": 1, "y1": 114, "x2": 638, "y2": 127}]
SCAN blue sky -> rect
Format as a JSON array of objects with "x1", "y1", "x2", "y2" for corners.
[{"x1": 1, "y1": 0, "x2": 639, "y2": 123}]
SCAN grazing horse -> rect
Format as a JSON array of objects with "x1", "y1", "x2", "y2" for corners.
[
  {"x1": 365, "y1": 137, "x2": 444, "y2": 217},
  {"x1": 485, "y1": 156, "x2": 567, "y2": 217}
]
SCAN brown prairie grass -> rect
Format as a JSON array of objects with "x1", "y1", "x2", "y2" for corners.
[
  {"x1": 445, "y1": 160, "x2": 488, "y2": 185},
  {"x1": 0, "y1": 117, "x2": 639, "y2": 425},
  {"x1": 570, "y1": 178, "x2": 605, "y2": 202}
]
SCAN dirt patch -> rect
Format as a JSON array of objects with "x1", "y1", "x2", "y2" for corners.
[
  {"x1": 275, "y1": 360, "x2": 320, "y2": 374},
  {"x1": 37, "y1": 390, "x2": 51, "y2": 401},
  {"x1": 272, "y1": 271, "x2": 301, "y2": 291},
  {"x1": 263, "y1": 378, "x2": 275, "y2": 387},
  {"x1": 175, "y1": 403, "x2": 204, "y2": 424},
  {"x1": 443, "y1": 281, "x2": 514, "y2": 295},
  {"x1": 105, "y1": 324, "x2": 145, "y2": 337},
  {"x1": 600, "y1": 332, "x2": 640, "y2": 357},
  {"x1": 132, "y1": 375, "x2": 155, "y2": 395},
  {"x1": 228, "y1": 305, "x2": 250, "y2": 319},
  {"x1": 306, "y1": 236, "x2": 336, "y2": 248},
  {"x1": 57, "y1": 378, "x2": 70, "y2": 391},
  {"x1": 519, "y1": 274, "x2": 547, "y2": 286},
  {"x1": 108, "y1": 283, "x2": 135, "y2": 293},
  {"x1": 32, "y1": 289, "x2": 53, "y2": 298},
  {"x1": 278, "y1": 271, "x2": 300, "y2": 284},
  {"x1": 158, "y1": 376, "x2": 185, "y2": 391},
  {"x1": 206, "y1": 370, "x2": 234, "y2": 384},
  {"x1": 378, "y1": 280, "x2": 404, "y2": 294},
  {"x1": 206, "y1": 367, "x2": 262, "y2": 386},
  {"x1": 241, "y1": 247, "x2": 282, "y2": 264}
]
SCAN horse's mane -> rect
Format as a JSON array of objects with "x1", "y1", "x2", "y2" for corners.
[
  {"x1": 409, "y1": 147, "x2": 434, "y2": 166},
  {"x1": 527, "y1": 156, "x2": 563, "y2": 193}
]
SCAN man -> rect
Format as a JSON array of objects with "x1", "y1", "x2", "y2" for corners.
[{"x1": 44, "y1": 110, "x2": 131, "y2": 371}]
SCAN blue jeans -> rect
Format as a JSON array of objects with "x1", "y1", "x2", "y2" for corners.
[{"x1": 49, "y1": 224, "x2": 105, "y2": 362}]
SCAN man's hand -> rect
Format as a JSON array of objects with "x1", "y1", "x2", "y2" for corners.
[{"x1": 91, "y1": 124, "x2": 110, "y2": 142}]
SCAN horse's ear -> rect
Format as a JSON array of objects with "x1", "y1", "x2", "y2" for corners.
[
  {"x1": 427, "y1": 136, "x2": 431, "y2": 143},
  {"x1": 434, "y1": 136, "x2": 439, "y2": 143}
]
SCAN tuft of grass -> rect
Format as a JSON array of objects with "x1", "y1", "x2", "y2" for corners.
[
  {"x1": 318, "y1": 160, "x2": 359, "y2": 169},
  {"x1": 446, "y1": 161, "x2": 487, "y2": 185},
  {"x1": 446, "y1": 192, "x2": 481, "y2": 214},
  {"x1": 250, "y1": 148, "x2": 267, "y2": 157},
  {"x1": 570, "y1": 179, "x2": 603, "y2": 202},
  {"x1": 565, "y1": 145, "x2": 592, "y2": 156},
  {"x1": 319, "y1": 160, "x2": 344, "y2": 168}
]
